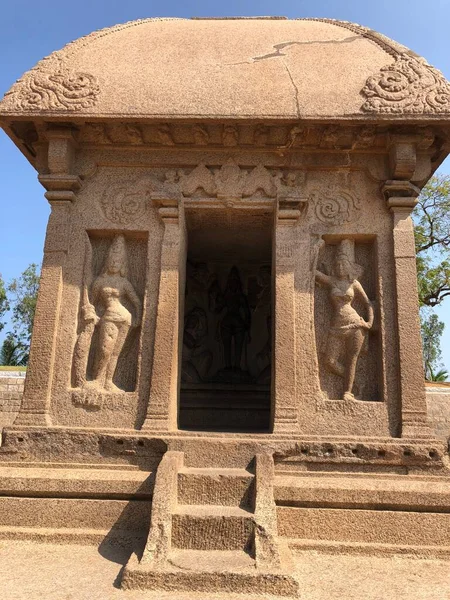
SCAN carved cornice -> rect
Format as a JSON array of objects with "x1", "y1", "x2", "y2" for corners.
[{"x1": 5, "y1": 121, "x2": 447, "y2": 162}]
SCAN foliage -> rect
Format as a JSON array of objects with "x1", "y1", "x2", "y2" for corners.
[
  {"x1": 413, "y1": 175, "x2": 450, "y2": 382},
  {"x1": 428, "y1": 368, "x2": 449, "y2": 382},
  {"x1": 0, "y1": 274, "x2": 9, "y2": 334},
  {"x1": 0, "y1": 333, "x2": 27, "y2": 367},
  {"x1": 414, "y1": 174, "x2": 450, "y2": 307},
  {"x1": 420, "y1": 310, "x2": 445, "y2": 380},
  {"x1": 8, "y1": 263, "x2": 40, "y2": 343},
  {"x1": 0, "y1": 264, "x2": 40, "y2": 366}
]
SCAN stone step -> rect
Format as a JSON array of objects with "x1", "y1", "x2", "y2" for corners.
[
  {"x1": 274, "y1": 473, "x2": 450, "y2": 511},
  {"x1": 0, "y1": 496, "x2": 152, "y2": 531},
  {"x1": 288, "y1": 538, "x2": 450, "y2": 559},
  {"x1": 178, "y1": 467, "x2": 253, "y2": 507},
  {"x1": 277, "y1": 507, "x2": 450, "y2": 547},
  {"x1": 172, "y1": 505, "x2": 254, "y2": 551},
  {"x1": 122, "y1": 549, "x2": 299, "y2": 597},
  {"x1": 0, "y1": 465, "x2": 153, "y2": 499}
]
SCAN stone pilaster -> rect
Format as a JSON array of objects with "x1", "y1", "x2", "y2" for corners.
[
  {"x1": 142, "y1": 196, "x2": 186, "y2": 432},
  {"x1": 14, "y1": 128, "x2": 79, "y2": 426},
  {"x1": 271, "y1": 199, "x2": 301, "y2": 433},
  {"x1": 383, "y1": 181, "x2": 433, "y2": 439}
]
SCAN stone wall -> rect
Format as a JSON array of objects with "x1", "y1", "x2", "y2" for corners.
[
  {"x1": 426, "y1": 384, "x2": 450, "y2": 440},
  {"x1": 0, "y1": 372, "x2": 448, "y2": 439},
  {"x1": 0, "y1": 371, "x2": 26, "y2": 427}
]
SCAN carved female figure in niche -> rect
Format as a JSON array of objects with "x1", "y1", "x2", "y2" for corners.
[
  {"x1": 73, "y1": 235, "x2": 141, "y2": 393},
  {"x1": 209, "y1": 267, "x2": 251, "y2": 373},
  {"x1": 315, "y1": 239, "x2": 373, "y2": 400}
]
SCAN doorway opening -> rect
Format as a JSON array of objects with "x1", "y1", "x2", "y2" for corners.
[{"x1": 179, "y1": 210, "x2": 272, "y2": 432}]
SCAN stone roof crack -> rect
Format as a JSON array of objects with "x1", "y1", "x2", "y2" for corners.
[
  {"x1": 251, "y1": 36, "x2": 360, "y2": 62},
  {"x1": 283, "y1": 61, "x2": 300, "y2": 119}
]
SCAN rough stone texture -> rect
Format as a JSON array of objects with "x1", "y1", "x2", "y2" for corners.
[
  {"x1": 0, "y1": 15, "x2": 450, "y2": 600},
  {"x1": 2, "y1": 18, "x2": 450, "y2": 121},
  {"x1": 1, "y1": 541, "x2": 450, "y2": 600},
  {"x1": 426, "y1": 383, "x2": 450, "y2": 439},
  {"x1": 0, "y1": 374, "x2": 25, "y2": 427}
]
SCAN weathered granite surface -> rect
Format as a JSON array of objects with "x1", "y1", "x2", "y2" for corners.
[{"x1": 0, "y1": 16, "x2": 450, "y2": 599}]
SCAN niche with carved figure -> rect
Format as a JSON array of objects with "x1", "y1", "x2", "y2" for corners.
[
  {"x1": 180, "y1": 210, "x2": 273, "y2": 432},
  {"x1": 70, "y1": 232, "x2": 147, "y2": 410},
  {"x1": 314, "y1": 237, "x2": 380, "y2": 402}
]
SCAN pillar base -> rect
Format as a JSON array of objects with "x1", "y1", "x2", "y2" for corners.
[{"x1": 13, "y1": 411, "x2": 52, "y2": 427}]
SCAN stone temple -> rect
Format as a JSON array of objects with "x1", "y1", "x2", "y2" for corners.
[{"x1": 0, "y1": 17, "x2": 450, "y2": 598}]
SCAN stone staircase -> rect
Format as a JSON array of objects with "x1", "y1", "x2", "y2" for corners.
[{"x1": 122, "y1": 451, "x2": 299, "y2": 597}]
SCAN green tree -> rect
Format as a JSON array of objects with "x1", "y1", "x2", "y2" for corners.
[
  {"x1": 414, "y1": 174, "x2": 450, "y2": 307},
  {"x1": 0, "y1": 333, "x2": 27, "y2": 367},
  {"x1": 0, "y1": 274, "x2": 9, "y2": 334},
  {"x1": 429, "y1": 369, "x2": 449, "y2": 382},
  {"x1": 0, "y1": 264, "x2": 40, "y2": 366},
  {"x1": 413, "y1": 174, "x2": 450, "y2": 381},
  {"x1": 420, "y1": 310, "x2": 445, "y2": 380}
]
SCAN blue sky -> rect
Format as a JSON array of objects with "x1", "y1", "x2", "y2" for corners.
[{"x1": 1, "y1": 0, "x2": 450, "y2": 366}]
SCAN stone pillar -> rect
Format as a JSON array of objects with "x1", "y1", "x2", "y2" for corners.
[
  {"x1": 271, "y1": 199, "x2": 301, "y2": 433},
  {"x1": 14, "y1": 128, "x2": 79, "y2": 426},
  {"x1": 142, "y1": 196, "x2": 186, "y2": 432},
  {"x1": 384, "y1": 182, "x2": 433, "y2": 438}
]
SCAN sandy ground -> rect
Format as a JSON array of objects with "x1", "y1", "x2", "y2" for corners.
[{"x1": 0, "y1": 540, "x2": 449, "y2": 600}]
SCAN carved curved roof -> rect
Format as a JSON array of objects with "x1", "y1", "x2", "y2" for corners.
[{"x1": 1, "y1": 17, "x2": 450, "y2": 120}]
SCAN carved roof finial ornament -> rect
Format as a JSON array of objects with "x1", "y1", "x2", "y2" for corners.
[
  {"x1": 361, "y1": 54, "x2": 450, "y2": 114},
  {"x1": 9, "y1": 65, "x2": 100, "y2": 112}
]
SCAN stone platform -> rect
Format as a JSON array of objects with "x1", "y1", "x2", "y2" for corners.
[{"x1": 1, "y1": 540, "x2": 449, "y2": 600}]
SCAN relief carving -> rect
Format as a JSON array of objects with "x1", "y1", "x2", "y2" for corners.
[
  {"x1": 311, "y1": 188, "x2": 361, "y2": 226},
  {"x1": 361, "y1": 54, "x2": 450, "y2": 114},
  {"x1": 254, "y1": 124, "x2": 269, "y2": 146},
  {"x1": 101, "y1": 187, "x2": 148, "y2": 225},
  {"x1": 210, "y1": 267, "x2": 252, "y2": 374},
  {"x1": 178, "y1": 161, "x2": 302, "y2": 202},
  {"x1": 192, "y1": 124, "x2": 210, "y2": 145},
  {"x1": 182, "y1": 262, "x2": 271, "y2": 386},
  {"x1": 215, "y1": 160, "x2": 247, "y2": 198},
  {"x1": 9, "y1": 66, "x2": 99, "y2": 111},
  {"x1": 100, "y1": 176, "x2": 163, "y2": 225},
  {"x1": 72, "y1": 235, "x2": 142, "y2": 408},
  {"x1": 353, "y1": 126, "x2": 377, "y2": 149},
  {"x1": 182, "y1": 307, "x2": 213, "y2": 383},
  {"x1": 157, "y1": 124, "x2": 175, "y2": 145},
  {"x1": 222, "y1": 125, "x2": 239, "y2": 146},
  {"x1": 243, "y1": 163, "x2": 277, "y2": 197},
  {"x1": 180, "y1": 163, "x2": 217, "y2": 197},
  {"x1": 315, "y1": 239, "x2": 374, "y2": 401}
]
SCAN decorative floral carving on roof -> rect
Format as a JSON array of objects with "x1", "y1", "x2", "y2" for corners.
[
  {"x1": 361, "y1": 54, "x2": 450, "y2": 114},
  {"x1": 4, "y1": 64, "x2": 99, "y2": 112}
]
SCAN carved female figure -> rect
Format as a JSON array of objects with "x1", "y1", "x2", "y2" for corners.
[
  {"x1": 315, "y1": 239, "x2": 373, "y2": 400},
  {"x1": 73, "y1": 235, "x2": 141, "y2": 392}
]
